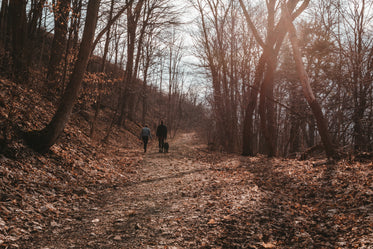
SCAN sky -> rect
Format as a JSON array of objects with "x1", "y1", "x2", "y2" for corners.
[{"x1": 173, "y1": 0, "x2": 209, "y2": 97}]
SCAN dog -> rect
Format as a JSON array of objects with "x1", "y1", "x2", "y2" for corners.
[{"x1": 163, "y1": 142, "x2": 169, "y2": 153}]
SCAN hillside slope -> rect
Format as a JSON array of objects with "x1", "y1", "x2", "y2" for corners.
[{"x1": 0, "y1": 77, "x2": 145, "y2": 247}]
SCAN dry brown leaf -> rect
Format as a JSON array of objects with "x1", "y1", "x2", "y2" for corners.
[
  {"x1": 262, "y1": 242, "x2": 276, "y2": 248},
  {"x1": 207, "y1": 219, "x2": 216, "y2": 224}
]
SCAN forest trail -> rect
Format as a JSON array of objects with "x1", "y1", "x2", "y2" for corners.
[
  {"x1": 23, "y1": 133, "x2": 373, "y2": 249},
  {"x1": 29, "y1": 133, "x2": 241, "y2": 248}
]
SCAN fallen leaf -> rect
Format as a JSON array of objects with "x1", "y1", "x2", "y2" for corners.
[
  {"x1": 207, "y1": 219, "x2": 216, "y2": 224},
  {"x1": 262, "y1": 242, "x2": 276, "y2": 248},
  {"x1": 223, "y1": 215, "x2": 232, "y2": 221},
  {"x1": 113, "y1": 235, "x2": 121, "y2": 241}
]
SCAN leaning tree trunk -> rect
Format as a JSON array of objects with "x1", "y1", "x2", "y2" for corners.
[
  {"x1": 24, "y1": 0, "x2": 101, "y2": 152},
  {"x1": 283, "y1": 6, "x2": 336, "y2": 159}
]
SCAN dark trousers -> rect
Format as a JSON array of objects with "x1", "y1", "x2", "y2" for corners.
[
  {"x1": 142, "y1": 136, "x2": 149, "y2": 152},
  {"x1": 158, "y1": 137, "x2": 165, "y2": 152}
]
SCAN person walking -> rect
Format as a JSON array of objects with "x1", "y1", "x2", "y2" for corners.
[
  {"x1": 140, "y1": 125, "x2": 151, "y2": 153},
  {"x1": 156, "y1": 121, "x2": 167, "y2": 152}
]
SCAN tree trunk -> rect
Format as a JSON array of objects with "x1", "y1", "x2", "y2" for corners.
[
  {"x1": 91, "y1": 0, "x2": 133, "y2": 53},
  {"x1": 90, "y1": 0, "x2": 114, "y2": 138},
  {"x1": 8, "y1": 0, "x2": 28, "y2": 81},
  {"x1": 259, "y1": 57, "x2": 277, "y2": 157},
  {"x1": 242, "y1": 55, "x2": 265, "y2": 155},
  {"x1": 288, "y1": 87, "x2": 302, "y2": 154},
  {"x1": 46, "y1": 0, "x2": 71, "y2": 94},
  {"x1": 24, "y1": 0, "x2": 101, "y2": 152},
  {"x1": 28, "y1": 0, "x2": 45, "y2": 39},
  {"x1": 62, "y1": 0, "x2": 83, "y2": 88},
  {"x1": 0, "y1": 0, "x2": 8, "y2": 39},
  {"x1": 72, "y1": 0, "x2": 83, "y2": 50},
  {"x1": 141, "y1": 56, "x2": 150, "y2": 125},
  {"x1": 283, "y1": 6, "x2": 336, "y2": 159},
  {"x1": 122, "y1": 0, "x2": 144, "y2": 122},
  {"x1": 240, "y1": 0, "x2": 308, "y2": 156}
]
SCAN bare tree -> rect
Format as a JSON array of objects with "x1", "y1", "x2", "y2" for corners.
[
  {"x1": 193, "y1": 0, "x2": 240, "y2": 151},
  {"x1": 283, "y1": 3, "x2": 336, "y2": 158},
  {"x1": 341, "y1": 0, "x2": 373, "y2": 151},
  {"x1": 24, "y1": 0, "x2": 101, "y2": 152},
  {"x1": 7, "y1": 0, "x2": 28, "y2": 81},
  {"x1": 118, "y1": 0, "x2": 145, "y2": 123},
  {"x1": 46, "y1": 0, "x2": 71, "y2": 94},
  {"x1": 239, "y1": 0, "x2": 310, "y2": 156},
  {"x1": 89, "y1": 0, "x2": 115, "y2": 138}
]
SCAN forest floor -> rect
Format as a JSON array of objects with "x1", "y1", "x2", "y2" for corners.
[
  {"x1": 4, "y1": 133, "x2": 372, "y2": 249},
  {"x1": 1, "y1": 78, "x2": 373, "y2": 248}
]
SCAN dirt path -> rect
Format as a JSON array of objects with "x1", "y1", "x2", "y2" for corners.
[
  {"x1": 29, "y1": 133, "x2": 242, "y2": 248},
  {"x1": 24, "y1": 133, "x2": 373, "y2": 249}
]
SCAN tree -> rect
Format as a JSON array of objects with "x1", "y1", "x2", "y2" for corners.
[
  {"x1": 27, "y1": 0, "x2": 46, "y2": 39},
  {"x1": 24, "y1": 0, "x2": 101, "y2": 152},
  {"x1": 239, "y1": 0, "x2": 310, "y2": 156},
  {"x1": 282, "y1": 4, "x2": 336, "y2": 158},
  {"x1": 341, "y1": 0, "x2": 373, "y2": 151},
  {"x1": 117, "y1": 0, "x2": 180, "y2": 124},
  {"x1": 8, "y1": 0, "x2": 28, "y2": 81},
  {"x1": 46, "y1": 0, "x2": 71, "y2": 94},
  {"x1": 89, "y1": 0, "x2": 115, "y2": 138},
  {"x1": 118, "y1": 0, "x2": 145, "y2": 123},
  {"x1": 193, "y1": 0, "x2": 245, "y2": 152}
]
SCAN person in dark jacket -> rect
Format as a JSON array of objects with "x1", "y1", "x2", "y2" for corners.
[
  {"x1": 156, "y1": 121, "x2": 167, "y2": 152},
  {"x1": 140, "y1": 125, "x2": 151, "y2": 153}
]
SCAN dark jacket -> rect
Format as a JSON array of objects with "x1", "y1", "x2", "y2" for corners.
[
  {"x1": 140, "y1": 127, "x2": 151, "y2": 139},
  {"x1": 156, "y1": 124, "x2": 167, "y2": 139}
]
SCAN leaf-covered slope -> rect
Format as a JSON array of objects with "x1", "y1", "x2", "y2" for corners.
[{"x1": 0, "y1": 77, "x2": 144, "y2": 247}]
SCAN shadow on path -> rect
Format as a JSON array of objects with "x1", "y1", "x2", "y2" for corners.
[{"x1": 215, "y1": 157, "x2": 371, "y2": 248}]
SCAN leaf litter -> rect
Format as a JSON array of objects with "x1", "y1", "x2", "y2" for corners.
[{"x1": 0, "y1": 78, "x2": 372, "y2": 248}]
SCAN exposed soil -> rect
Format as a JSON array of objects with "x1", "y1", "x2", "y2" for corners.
[{"x1": 20, "y1": 133, "x2": 373, "y2": 249}]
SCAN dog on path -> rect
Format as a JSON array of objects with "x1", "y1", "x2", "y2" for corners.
[{"x1": 164, "y1": 142, "x2": 169, "y2": 153}]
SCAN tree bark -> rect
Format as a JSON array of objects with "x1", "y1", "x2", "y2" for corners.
[
  {"x1": 24, "y1": 0, "x2": 101, "y2": 152},
  {"x1": 119, "y1": 1, "x2": 142, "y2": 123}
]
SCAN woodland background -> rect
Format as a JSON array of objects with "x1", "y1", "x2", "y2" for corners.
[
  {"x1": 192, "y1": 0, "x2": 373, "y2": 158},
  {"x1": 0, "y1": 0, "x2": 372, "y2": 158},
  {"x1": 0, "y1": 0, "x2": 372, "y2": 248}
]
